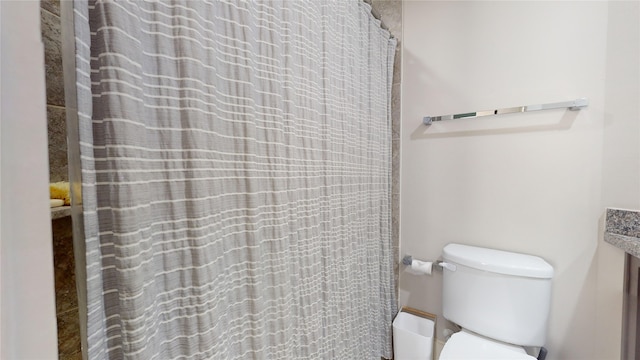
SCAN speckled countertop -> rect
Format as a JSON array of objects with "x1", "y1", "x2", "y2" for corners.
[{"x1": 604, "y1": 208, "x2": 640, "y2": 258}]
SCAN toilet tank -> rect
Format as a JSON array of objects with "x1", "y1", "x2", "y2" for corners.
[{"x1": 442, "y1": 244, "x2": 554, "y2": 347}]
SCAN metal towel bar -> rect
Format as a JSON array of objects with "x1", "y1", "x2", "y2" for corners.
[{"x1": 423, "y1": 98, "x2": 588, "y2": 125}]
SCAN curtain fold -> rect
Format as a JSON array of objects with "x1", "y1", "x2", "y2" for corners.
[{"x1": 71, "y1": 1, "x2": 396, "y2": 358}]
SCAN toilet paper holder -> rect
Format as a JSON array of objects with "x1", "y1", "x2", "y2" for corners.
[
  {"x1": 401, "y1": 255, "x2": 440, "y2": 275},
  {"x1": 402, "y1": 255, "x2": 447, "y2": 272}
]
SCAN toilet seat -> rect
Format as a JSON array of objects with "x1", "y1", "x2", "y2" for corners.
[{"x1": 439, "y1": 330, "x2": 537, "y2": 360}]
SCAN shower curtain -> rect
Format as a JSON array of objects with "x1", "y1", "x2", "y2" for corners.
[{"x1": 70, "y1": 0, "x2": 396, "y2": 358}]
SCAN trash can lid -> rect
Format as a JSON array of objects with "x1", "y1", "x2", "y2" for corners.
[{"x1": 439, "y1": 330, "x2": 537, "y2": 360}]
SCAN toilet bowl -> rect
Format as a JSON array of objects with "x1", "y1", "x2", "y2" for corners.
[
  {"x1": 439, "y1": 329, "x2": 536, "y2": 360},
  {"x1": 439, "y1": 244, "x2": 554, "y2": 360}
]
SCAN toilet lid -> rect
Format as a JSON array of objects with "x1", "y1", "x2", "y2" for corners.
[{"x1": 439, "y1": 330, "x2": 537, "y2": 360}]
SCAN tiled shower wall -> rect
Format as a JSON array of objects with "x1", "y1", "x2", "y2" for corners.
[
  {"x1": 370, "y1": 0, "x2": 402, "y2": 295},
  {"x1": 41, "y1": 1, "x2": 81, "y2": 359}
]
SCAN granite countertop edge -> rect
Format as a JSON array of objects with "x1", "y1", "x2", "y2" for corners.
[
  {"x1": 604, "y1": 208, "x2": 640, "y2": 258},
  {"x1": 604, "y1": 232, "x2": 640, "y2": 258}
]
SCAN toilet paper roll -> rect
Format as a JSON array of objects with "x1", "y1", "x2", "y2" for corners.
[{"x1": 411, "y1": 260, "x2": 433, "y2": 275}]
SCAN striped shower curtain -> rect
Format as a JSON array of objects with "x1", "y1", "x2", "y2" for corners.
[{"x1": 70, "y1": 0, "x2": 396, "y2": 358}]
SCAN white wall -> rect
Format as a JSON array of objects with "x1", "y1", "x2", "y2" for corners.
[
  {"x1": 400, "y1": 2, "x2": 639, "y2": 360},
  {"x1": 0, "y1": 1, "x2": 59, "y2": 358}
]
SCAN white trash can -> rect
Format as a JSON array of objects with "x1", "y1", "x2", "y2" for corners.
[{"x1": 393, "y1": 311, "x2": 435, "y2": 360}]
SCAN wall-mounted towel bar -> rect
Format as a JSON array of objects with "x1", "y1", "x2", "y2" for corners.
[{"x1": 423, "y1": 98, "x2": 588, "y2": 125}]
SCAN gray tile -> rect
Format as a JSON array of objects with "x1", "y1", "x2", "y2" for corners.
[
  {"x1": 60, "y1": 351, "x2": 83, "y2": 360},
  {"x1": 371, "y1": 0, "x2": 402, "y2": 40},
  {"x1": 48, "y1": 106, "x2": 68, "y2": 182},
  {"x1": 393, "y1": 43, "x2": 401, "y2": 85},
  {"x1": 391, "y1": 83, "x2": 401, "y2": 139},
  {"x1": 391, "y1": 188, "x2": 400, "y2": 279},
  {"x1": 391, "y1": 106, "x2": 400, "y2": 141},
  {"x1": 52, "y1": 216, "x2": 77, "y2": 314},
  {"x1": 391, "y1": 133, "x2": 400, "y2": 291},
  {"x1": 41, "y1": 0, "x2": 60, "y2": 17},
  {"x1": 391, "y1": 137, "x2": 400, "y2": 185},
  {"x1": 392, "y1": 137, "x2": 400, "y2": 184},
  {"x1": 41, "y1": 8, "x2": 65, "y2": 107},
  {"x1": 391, "y1": 169, "x2": 399, "y2": 197},
  {"x1": 56, "y1": 307, "x2": 81, "y2": 359},
  {"x1": 392, "y1": 187, "x2": 399, "y2": 220}
]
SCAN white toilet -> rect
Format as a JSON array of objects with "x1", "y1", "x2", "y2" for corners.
[{"x1": 438, "y1": 243, "x2": 554, "y2": 360}]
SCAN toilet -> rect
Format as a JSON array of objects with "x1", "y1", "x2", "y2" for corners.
[{"x1": 438, "y1": 244, "x2": 554, "y2": 360}]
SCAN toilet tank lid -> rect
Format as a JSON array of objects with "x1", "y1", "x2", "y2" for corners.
[{"x1": 442, "y1": 244, "x2": 554, "y2": 279}]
